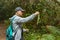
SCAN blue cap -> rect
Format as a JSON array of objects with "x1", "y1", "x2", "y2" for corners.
[{"x1": 15, "y1": 7, "x2": 25, "y2": 12}]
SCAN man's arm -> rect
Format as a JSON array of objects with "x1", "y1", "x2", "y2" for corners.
[{"x1": 17, "y1": 11, "x2": 39, "y2": 23}]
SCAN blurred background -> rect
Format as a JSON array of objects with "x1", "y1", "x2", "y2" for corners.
[{"x1": 0, "y1": 0, "x2": 60, "y2": 40}]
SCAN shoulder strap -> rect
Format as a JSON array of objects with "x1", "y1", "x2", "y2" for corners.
[
  {"x1": 11, "y1": 16, "x2": 15, "y2": 22},
  {"x1": 10, "y1": 16, "x2": 16, "y2": 24},
  {"x1": 10, "y1": 16, "x2": 16, "y2": 31}
]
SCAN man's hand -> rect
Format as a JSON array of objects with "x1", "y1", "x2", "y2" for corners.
[
  {"x1": 23, "y1": 29, "x2": 29, "y2": 32},
  {"x1": 34, "y1": 11, "x2": 40, "y2": 15},
  {"x1": 25, "y1": 29, "x2": 29, "y2": 32}
]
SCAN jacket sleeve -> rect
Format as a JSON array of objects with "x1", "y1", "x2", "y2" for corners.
[{"x1": 17, "y1": 14, "x2": 36, "y2": 23}]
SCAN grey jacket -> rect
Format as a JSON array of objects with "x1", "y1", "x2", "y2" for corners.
[{"x1": 9, "y1": 14, "x2": 36, "y2": 40}]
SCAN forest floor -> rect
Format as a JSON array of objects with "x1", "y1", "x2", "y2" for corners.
[{"x1": 0, "y1": 23, "x2": 6, "y2": 40}]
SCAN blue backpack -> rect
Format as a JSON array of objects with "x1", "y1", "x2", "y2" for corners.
[{"x1": 6, "y1": 17, "x2": 15, "y2": 40}]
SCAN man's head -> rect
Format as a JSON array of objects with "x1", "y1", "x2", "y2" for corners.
[{"x1": 15, "y1": 7, "x2": 25, "y2": 16}]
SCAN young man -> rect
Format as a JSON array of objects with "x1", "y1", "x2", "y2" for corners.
[{"x1": 10, "y1": 7, "x2": 39, "y2": 40}]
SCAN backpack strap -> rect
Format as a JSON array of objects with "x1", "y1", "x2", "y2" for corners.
[
  {"x1": 10, "y1": 16, "x2": 16, "y2": 23},
  {"x1": 10, "y1": 16, "x2": 16, "y2": 31}
]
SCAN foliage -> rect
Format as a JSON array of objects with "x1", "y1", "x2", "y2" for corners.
[
  {"x1": 46, "y1": 25, "x2": 60, "y2": 36},
  {"x1": 24, "y1": 32, "x2": 41, "y2": 40},
  {"x1": 41, "y1": 34, "x2": 55, "y2": 40},
  {"x1": 24, "y1": 32, "x2": 60, "y2": 40},
  {"x1": 0, "y1": 0, "x2": 60, "y2": 40}
]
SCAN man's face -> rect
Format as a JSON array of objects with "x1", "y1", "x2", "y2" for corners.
[{"x1": 17, "y1": 11, "x2": 24, "y2": 16}]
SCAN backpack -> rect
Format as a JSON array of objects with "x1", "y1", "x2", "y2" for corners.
[{"x1": 6, "y1": 17, "x2": 15, "y2": 40}]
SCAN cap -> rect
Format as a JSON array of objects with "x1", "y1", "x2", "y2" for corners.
[{"x1": 15, "y1": 7, "x2": 25, "y2": 12}]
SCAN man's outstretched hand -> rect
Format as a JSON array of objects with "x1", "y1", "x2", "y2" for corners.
[{"x1": 34, "y1": 11, "x2": 40, "y2": 15}]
